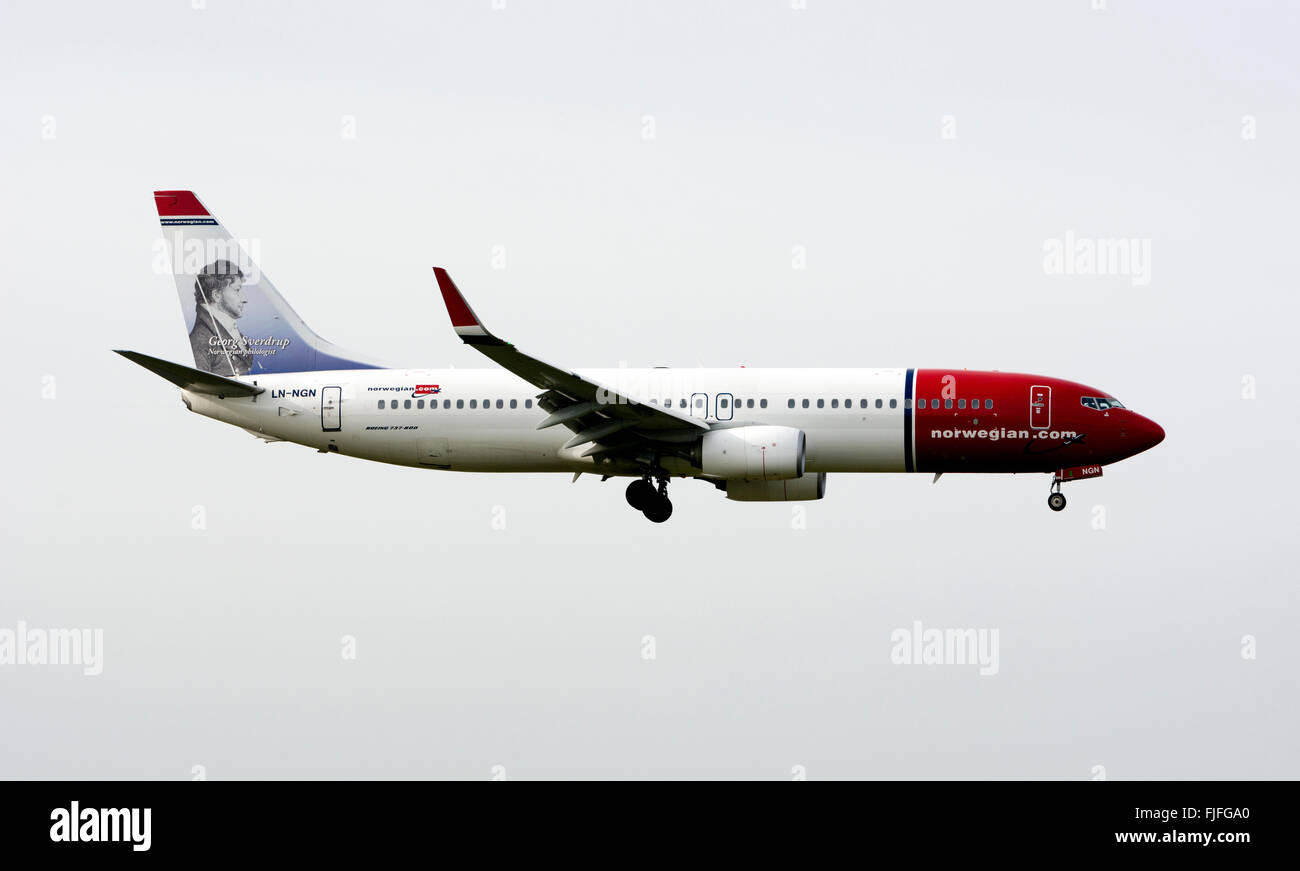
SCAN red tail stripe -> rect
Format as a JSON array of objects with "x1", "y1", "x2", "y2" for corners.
[{"x1": 154, "y1": 190, "x2": 209, "y2": 217}]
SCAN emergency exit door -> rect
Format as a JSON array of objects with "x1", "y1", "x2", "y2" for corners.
[
  {"x1": 1029, "y1": 384, "x2": 1051, "y2": 430},
  {"x1": 690, "y1": 392, "x2": 709, "y2": 420},
  {"x1": 321, "y1": 386, "x2": 342, "y2": 432}
]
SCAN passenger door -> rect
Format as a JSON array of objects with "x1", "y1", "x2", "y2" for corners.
[
  {"x1": 1029, "y1": 384, "x2": 1051, "y2": 430},
  {"x1": 321, "y1": 386, "x2": 342, "y2": 432}
]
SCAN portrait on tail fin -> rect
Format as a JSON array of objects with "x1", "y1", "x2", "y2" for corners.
[
  {"x1": 189, "y1": 259, "x2": 254, "y2": 376},
  {"x1": 157, "y1": 191, "x2": 384, "y2": 375}
]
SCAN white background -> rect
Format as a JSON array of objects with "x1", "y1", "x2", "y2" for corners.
[{"x1": 1, "y1": 0, "x2": 1296, "y2": 778}]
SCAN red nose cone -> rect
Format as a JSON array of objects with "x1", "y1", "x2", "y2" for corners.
[{"x1": 1133, "y1": 414, "x2": 1165, "y2": 454}]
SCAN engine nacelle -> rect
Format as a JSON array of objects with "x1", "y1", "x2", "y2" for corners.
[
  {"x1": 699, "y1": 425, "x2": 806, "y2": 481},
  {"x1": 726, "y1": 473, "x2": 827, "y2": 502}
]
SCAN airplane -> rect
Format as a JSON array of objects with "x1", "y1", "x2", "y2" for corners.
[{"x1": 120, "y1": 191, "x2": 1165, "y2": 523}]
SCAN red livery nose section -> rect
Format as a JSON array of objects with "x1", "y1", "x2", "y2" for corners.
[{"x1": 909, "y1": 370, "x2": 1164, "y2": 474}]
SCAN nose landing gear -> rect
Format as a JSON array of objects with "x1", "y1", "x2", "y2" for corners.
[
  {"x1": 626, "y1": 474, "x2": 673, "y2": 522},
  {"x1": 1047, "y1": 475, "x2": 1067, "y2": 511},
  {"x1": 1045, "y1": 465, "x2": 1104, "y2": 512}
]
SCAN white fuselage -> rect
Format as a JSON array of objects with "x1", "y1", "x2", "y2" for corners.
[{"x1": 184, "y1": 367, "x2": 912, "y2": 475}]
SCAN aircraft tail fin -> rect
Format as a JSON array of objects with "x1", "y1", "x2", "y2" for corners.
[{"x1": 153, "y1": 191, "x2": 385, "y2": 375}]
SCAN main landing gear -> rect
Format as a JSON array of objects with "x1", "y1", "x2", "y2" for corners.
[
  {"x1": 626, "y1": 475, "x2": 673, "y2": 523},
  {"x1": 1047, "y1": 477, "x2": 1067, "y2": 512}
]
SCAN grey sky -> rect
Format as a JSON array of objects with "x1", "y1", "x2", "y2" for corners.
[{"x1": 0, "y1": 0, "x2": 1296, "y2": 779}]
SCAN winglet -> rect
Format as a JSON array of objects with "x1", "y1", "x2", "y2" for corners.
[{"x1": 433, "y1": 267, "x2": 506, "y2": 346}]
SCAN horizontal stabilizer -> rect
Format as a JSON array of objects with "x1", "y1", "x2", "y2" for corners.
[{"x1": 115, "y1": 350, "x2": 264, "y2": 397}]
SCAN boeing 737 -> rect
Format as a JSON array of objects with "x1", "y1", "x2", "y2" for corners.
[{"x1": 120, "y1": 191, "x2": 1165, "y2": 522}]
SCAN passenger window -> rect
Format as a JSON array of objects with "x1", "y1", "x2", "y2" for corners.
[
  {"x1": 904, "y1": 399, "x2": 912, "y2": 409},
  {"x1": 444, "y1": 400, "x2": 451, "y2": 409},
  {"x1": 417, "y1": 399, "x2": 424, "y2": 409},
  {"x1": 483, "y1": 399, "x2": 490, "y2": 409},
  {"x1": 816, "y1": 399, "x2": 824, "y2": 409},
  {"x1": 468, "y1": 400, "x2": 475, "y2": 409},
  {"x1": 889, "y1": 399, "x2": 897, "y2": 408},
  {"x1": 876, "y1": 399, "x2": 883, "y2": 409},
  {"x1": 788, "y1": 399, "x2": 795, "y2": 408},
  {"x1": 918, "y1": 399, "x2": 926, "y2": 409},
  {"x1": 945, "y1": 399, "x2": 953, "y2": 409},
  {"x1": 404, "y1": 399, "x2": 411, "y2": 409},
  {"x1": 377, "y1": 400, "x2": 385, "y2": 409},
  {"x1": 802, "y1": 399, "x2": 809, "y2": 408},
  {"x1": 958, "y1": 399, "x2": 966, "y2": 409},
  {"x1": 859, "y1": 399, "x2": 866, "y2": 408},
  {"x1": 510, "y1": 399, "x2": 517, "y2": 409},
  {"x1": 759, "y1": 399, "x2": 766, "y2": 408},
  {"x1": 496, "y1": 399, "x2": 503, "y2": 409},
  {"x1": 831, "y1": 399, "x2": 839, "y2": 409},
  {"x1": 680, "y1": 399, "x2": 687, "y2": 409},
  {"x1": 720, "y1": 398, "x2": 729, "y2": 409},
  {"x1": 985, "y1": 399, "x2": 992, "y2": 409},
  {"x1": 525, "y1": 399, "x2": 533, "y2": 409}
]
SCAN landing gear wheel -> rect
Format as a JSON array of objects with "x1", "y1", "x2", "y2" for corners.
[
  {"x1": 1048, "y1": 492, "x2": 1067, "y2": 512},
  {"x1": 643, "y1": 497, "x2": 673, "y2": 523},
  {"x1": 626, "y1": 479, "x2": 655, "y2": 510}
]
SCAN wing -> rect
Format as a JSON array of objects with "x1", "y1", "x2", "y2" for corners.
[{"x1": 433, "y1": 268, "x2": 707, "y2": 463}]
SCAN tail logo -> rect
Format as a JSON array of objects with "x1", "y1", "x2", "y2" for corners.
[{"x1": 156, "y1": 191, "x2": 384, "y2": 375}]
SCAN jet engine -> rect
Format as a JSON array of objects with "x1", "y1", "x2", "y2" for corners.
[{"x1": 698, "y1": 425, "x2": 806, "y2": 481}]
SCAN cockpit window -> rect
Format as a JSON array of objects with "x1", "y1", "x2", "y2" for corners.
[
  {"x1": 1082, "y1": 396, "x2": 1125, "y2": 410},
  {"x1": 1081, "y1": 397, "x2": 1098, "y2": 410}
]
